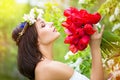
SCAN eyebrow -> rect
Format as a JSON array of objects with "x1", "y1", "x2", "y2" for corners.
[{"x1": 40, "y1": 21, "x2": 45, "y2": 24}]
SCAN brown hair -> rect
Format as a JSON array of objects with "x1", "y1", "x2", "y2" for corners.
[{"x1": 12, "y1": 22, "x2": 42, "y2": 80}]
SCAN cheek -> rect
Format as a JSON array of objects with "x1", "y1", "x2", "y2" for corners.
[
  {"x1": 38, "y1": 29, "x2": 52, "y2": 44},
  {"x1": 38, "y1": 30, "x2": 60, "y2": 44}
]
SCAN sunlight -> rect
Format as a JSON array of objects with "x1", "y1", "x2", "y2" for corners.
[{"x1": 16, "y1": 0, "x2": 28, "y2": 3}]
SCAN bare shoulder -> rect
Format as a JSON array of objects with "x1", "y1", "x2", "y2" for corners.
[
  {"x1": 35, "y1": 60, "x2": 74, "y2": 80},
  {"x1": 49, "y1": 61, "x2": 74, "y2": 75},
  {"x1": 50, "y1": 61, "x2": 73, "y2": 70}
]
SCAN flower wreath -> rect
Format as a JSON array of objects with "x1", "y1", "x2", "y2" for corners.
[
  {"x1": 16, "y1": 8, "x2": 44, "y2": 43},
  {"x1": 23, "y1": 7, "x2": 44, "y2": 25}
]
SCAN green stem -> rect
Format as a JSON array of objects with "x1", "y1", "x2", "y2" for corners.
[
  {"x1": 102, "y1": 37, "x2": 117, "y2": 51},
  {"x1": 101, "y1": 47, "x2": 109, "y2": 57}
]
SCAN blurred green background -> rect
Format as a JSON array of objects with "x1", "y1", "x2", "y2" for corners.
[{"x1": 0, "y1": 0, "x2": 120, "y2": 80}]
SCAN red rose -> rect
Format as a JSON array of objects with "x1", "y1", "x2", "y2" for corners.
[
  {"x1": 64, "y1": 8, "x2": 71, "y2": 17},
  {"x1": 77, "y1": 42, "x2": 87, "y2": 51},
  {"x1": 62, "y1": 22, "x2": 70, "y2": 28},
  {"x1": 83, "y1": 24, "x2": 96, "y2": 35},
  {"x1": 66, "y1": 17, "x2": 72, "y2": 26},
  {"x1": 62, "y1": 7, "x2": 101, "y2": 53},
  {"x1": 92, "y1": 12, "x2": 101, "y2": 24},
  {"x1": 79, "y1": 9, "x2": 89, "y2": 17},
  {"x1": 72, "y1": 37, "x2": 79, "y2": 45},
  {"x1": 64, "y1": 7, "x2": 79, "y2": 17},
  {"x1": 79, "y1": 35, "x2": 90, "y2": 45},
  {"x1": 75, "y1": 28, "x2": 85, "y2": 37},
  {"x1": 64, "y1": 36, "x2": 74, "y2": 44},
  {"x1": 69, "y1": 44, "x2": 78, "y2": 53},
  {"x1": 64, "y1": 29, "x2": 72, "y2": 35},
  {"x1": 72, "y1": 17, "x2": 83, "y2": 27},
  {"x1": 77, "y1": 35, "x2": 90, "y2": 50},
  {"x1": 86, "y1": 14, "x2": 94, "y2": 24},
  {"x1": 68, "y1": 23, "x2": 77, "y2": 33}
]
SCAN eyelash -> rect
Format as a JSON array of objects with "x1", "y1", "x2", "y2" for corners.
[{"x1": 41, "y1": 23, "x2": 45, "y2": 28}]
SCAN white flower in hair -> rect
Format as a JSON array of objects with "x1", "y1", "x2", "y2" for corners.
[
  {"x1": 23, "y1": 8, "x2": 44, "y2": 25},
  {"x1": 37, "y1": 9, "x2": 44, "y2": 19},
  {"x1": 23, "y1": 14, "x2": 36, "y2": 25},
  {"x1": 30, "y1": 8, "x2": 36, "y2": 17},
  {"x1": 29, "y1": 15, "x2": 36, "y2": 25},
  {"x1": 36, "y1": 8, "x2": 44, "y2": 14}
]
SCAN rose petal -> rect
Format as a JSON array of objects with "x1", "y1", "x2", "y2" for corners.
[
  {"x1": 79, "y1": 35, "x2": 90, "y2": 45},
  {"x1": 64, "y1": 36, "x2": 74, "y2": 44},
  {"x1": 77, "y1": 43, "x2": 87, "y2": 51},
  {"x1": 83, "y1": 24, "x2": 96, "y2": 35},
  {"x1": 62, "y1": 22, "x2": 70, "y2": 28},
  {"x1": 69, "y1": 44, "x2": 78, "y2": 53},
  {"x1": 92, "y1": 12, "x2": 101, "y2": 24},
  {"x1": 64, "y1": 29, "x2": 72, "y2": 35},
  {"x1": 75, "y1": 28, "x2": 85, "y2": 37}
]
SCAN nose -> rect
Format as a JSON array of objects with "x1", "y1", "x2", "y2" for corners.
[
  {"x1": 46, "y1": 22, "x2": 53, "y2": 28},
  {"x1": 49, "y1": 22, "x2": 53, "y2": 25}
]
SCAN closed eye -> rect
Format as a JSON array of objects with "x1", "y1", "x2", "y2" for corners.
[{"x1": 41, "y1": 22, "x2": 45, "y2": 28}]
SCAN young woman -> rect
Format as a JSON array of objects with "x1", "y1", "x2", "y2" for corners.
[{"x1": 12, "y1": 8, "x2": 104, "y2": 80}]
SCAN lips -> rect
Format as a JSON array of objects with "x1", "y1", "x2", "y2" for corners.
[
  {"x1": 53, "y1": 27, "x2": 57, "y2": 32},
  {"x1": 53, "y1": 28, "x2": 55, "y2": 32}
]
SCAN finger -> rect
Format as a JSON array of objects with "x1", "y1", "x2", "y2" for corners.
[
  {"x1": 92, "y1": 24, "x2": 99, "y2": 34},
  {"x1": 100, "y1": 25, "x2": 105, "y2": 35},
  {"x1": 93, "y1": 24, "x2": 98, "y2": 31}
]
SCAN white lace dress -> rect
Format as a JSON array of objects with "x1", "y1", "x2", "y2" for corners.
[{"x1": 69, "y1": 71, "x2": 89, "y2": 80}]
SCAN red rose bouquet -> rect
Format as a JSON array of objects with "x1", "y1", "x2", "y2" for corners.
[{"x1": 62, "y1": 7, "x2": 101, "y2": 53}]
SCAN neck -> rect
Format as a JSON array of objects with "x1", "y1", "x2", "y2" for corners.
[{"x1": 39, "y1": 43, "x2": 53, "y2": 60}]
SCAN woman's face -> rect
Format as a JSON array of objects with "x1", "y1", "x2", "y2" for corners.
[{"x1": 35, "y1": 19, "x2": 60, "y2": 45}]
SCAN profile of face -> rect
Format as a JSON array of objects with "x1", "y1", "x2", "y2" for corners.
[{"x1": 35, "y1": 19, "x2": 60, "y2": 45}]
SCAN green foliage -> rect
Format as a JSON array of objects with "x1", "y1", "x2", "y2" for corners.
[
  {"x1": 97, "y1": 0, "x2": 120, "y2": 57},
  {"x1": 43, "y1": 2, "x2": 65, "y2": 34},
  {"x1": 79, "y1": 48, "x2": 91, "y2": 78},
  {"x1": 0, "y1": 0, "x2": 30, "y2": 79},
  {"x1": 98, "y1": 0, "x2": 118, "y2": 16},
  {"x1": 101, "y1": 30, "x2": 120, "y2": 58},
  {"x1": 65, "y1": 47, "x2": 91, "y2": 78},
  {"x1": 98, "y1": 0, "x2": 120, "y2": 32},
  {"x1": 78, "y1": 0, "x2": 98, "y2": 10}
]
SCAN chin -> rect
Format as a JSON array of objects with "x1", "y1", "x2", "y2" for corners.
[
  {"x1": 52, "y1": 33, "x2": 60, "y2": 42},
  {"x1": 46, "y1": 33, "x2": 60, "y2": 44},
  {"x1": 56, "y1": 32, "x2": 60, "y2": 39}
]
